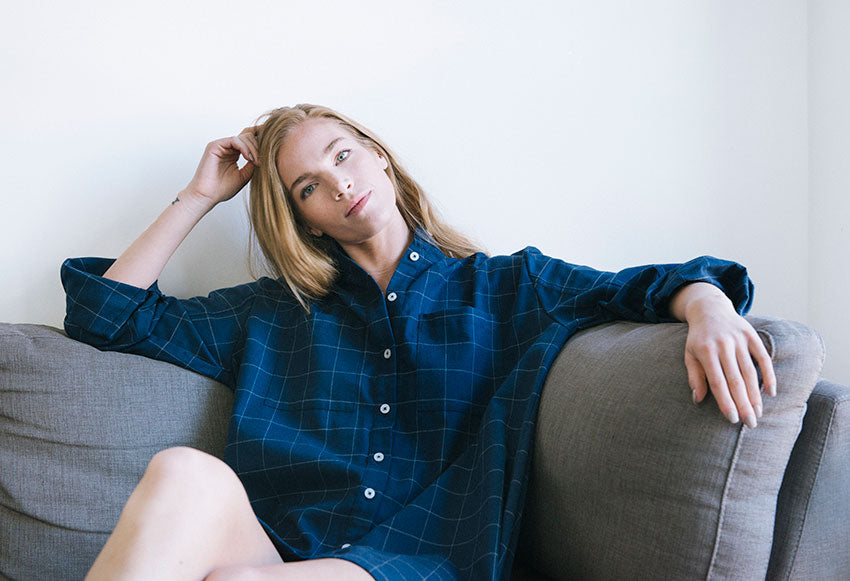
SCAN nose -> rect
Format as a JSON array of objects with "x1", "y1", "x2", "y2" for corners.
[{"x1": 335, "y1": 175, "x2": 353, "y2": 199}]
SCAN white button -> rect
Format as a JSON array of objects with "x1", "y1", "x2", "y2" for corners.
[
  {"x1": 364, "y1": 487, "x2": 376, "y2": 499},
  {"x1": 341, "y1": 543, "x2": 351, "y2": 549},
  {"x1": 373, "y1": 452, "x2": 385, "y2": 462},
  {"x1": 387, "y1": 292, "x2": 397, "y2": 302},
  {"x1": 383, "y1": 348, "x2": 392, "y2": 359},
  {"x1": 380, "y1": 403, "x2": 391, "y2": 414},
  {"x1": 409, "y1": 251, "x2": 420, "y2": 261}
]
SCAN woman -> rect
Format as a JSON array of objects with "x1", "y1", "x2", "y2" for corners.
[{"x1": 62, "y1": 104, "x2": 776, "y2": 580}]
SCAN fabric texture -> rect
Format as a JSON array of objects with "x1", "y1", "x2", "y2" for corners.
[
  {"x1": 0, "y1": 323, "x2": 232, "y2": 581},
  {"x1": 517, "y1": 317, "x2": 824, "y2": 580},
  {"x1": 59, "y1": 231, "x2": 752, "y2": 580},
  {"x1": 768, "y1": 378, "x2": 850, "y2": 580}
]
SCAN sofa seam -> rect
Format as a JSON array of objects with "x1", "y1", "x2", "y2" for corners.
[{"x1": 705, "y1": 424, "x2": 745, "y2": 581}]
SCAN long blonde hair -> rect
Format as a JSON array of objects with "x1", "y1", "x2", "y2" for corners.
[{"x1": 248, "y1": 104, "x2": 482, "y2": 311}]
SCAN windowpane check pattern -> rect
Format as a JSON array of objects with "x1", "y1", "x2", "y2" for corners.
[{"x1": 61, "y1": 231, "x2": 752, "y2": 580}]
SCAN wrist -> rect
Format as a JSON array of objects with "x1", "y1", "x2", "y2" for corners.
[
  {"x1": 670, "y1": 282, "x2": 733, "y2": 323},
  {"x1": 683, "y1": 290, "x2": 734, "y2": 324},
  {"x1": 173, "y1": 188, "x2": 217, "y2": 218}
]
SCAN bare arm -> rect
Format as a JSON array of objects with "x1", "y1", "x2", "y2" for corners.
[{"x1": 103, "y1": 129, "x2": 260, "y2": 289}]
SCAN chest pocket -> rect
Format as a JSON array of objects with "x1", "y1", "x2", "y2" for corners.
[{"x1": 416, "y1": 307, "x2": 498, "y2": 414}]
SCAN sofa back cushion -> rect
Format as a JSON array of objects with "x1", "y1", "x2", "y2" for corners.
[{"x1": 0, "y1": 323, "x2": 233, "y2": 580}]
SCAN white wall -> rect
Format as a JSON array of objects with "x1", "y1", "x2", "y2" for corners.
[
  {"x1": 2, "y1": 1, "x2": 830, "y2": 378},
  {"x1": 809, "y1": 0, "x2": 850, "y2": 383}
]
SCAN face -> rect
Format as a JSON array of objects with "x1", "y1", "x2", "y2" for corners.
[{"x1": 276, "y1": 118, "x2": 402, "y2": 246}]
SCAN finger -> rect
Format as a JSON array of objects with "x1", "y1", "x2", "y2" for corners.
[
  {"x1": 719, "y1": 344, "x2": 757, "y2": 428},
  {"x1": 736, "y1": 341, "x2": 763, "y2": 419},
  {"x1": 209, "y1": 137, "x2": 245, "y2": 161},
  {"x1": 230, "y1": 135, "x2": 257, "y2": 165},
  {"x1": 699, "y1": 350, "x2": 740, "y2": 425},
  {"x1": 750, "y1": 332, "x2": 777, "y2": 396},
  {"x1": 238, "y1": 131, "x2": 260, "y2": 161},
  {"x1": 685, "y1": 351, "x2": 708, "y2": 404},
  {"x1": 246, "y1": 138, "x2": 260, "y2": 165},
  {"x1": 237, "y1": 160, "x2": 256, "y2": 183}
]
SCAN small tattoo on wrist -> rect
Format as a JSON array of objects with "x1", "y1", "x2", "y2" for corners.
[{"x1": 171, "y1": 196, "x2": 180, "y2": 205}]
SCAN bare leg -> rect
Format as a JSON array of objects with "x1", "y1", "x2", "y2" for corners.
[
  {"x1": 205, "y1": 558, "x2": 375, "y2": 580},
  {"x1": 86, "y1": 447, "x2": 282, "y2": 581},
  {"x1": 87, "y1": 447, "x2": 375, "y2": 580}
]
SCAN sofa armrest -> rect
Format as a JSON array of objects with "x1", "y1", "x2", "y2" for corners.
[
  {"x1": 518, "y1": 317, "x2": 824, "y2": 580},
  {"x1": 768, "y1": 379, "x2": 850, "y2": 579}
]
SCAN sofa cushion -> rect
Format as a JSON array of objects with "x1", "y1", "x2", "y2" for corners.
[
  {"x1": 518, "y1": 317, "x2": 824, "y2": 580},
  {"x1": 0, "y1": 323, "x2": 233, "y2": 580}
]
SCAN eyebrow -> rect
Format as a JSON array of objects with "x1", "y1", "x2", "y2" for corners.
[{"x1": 288, "y1": 136, "x2": 347, "y2": 193}]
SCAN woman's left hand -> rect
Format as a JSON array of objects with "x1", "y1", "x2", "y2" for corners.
[{"x1": 670, "y1": 282, "x2": 777, "y2": 428}]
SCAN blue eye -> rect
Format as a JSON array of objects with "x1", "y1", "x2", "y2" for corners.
[
  {"x1": 336, "y1": 150, "x2": 350, "y2": 163},
  {"x1": 301, "y1": 184, "x2": 316, "y2": 199}
]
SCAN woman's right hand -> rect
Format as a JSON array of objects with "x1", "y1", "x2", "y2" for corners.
[
  {"x1": 102, "y1": 128, "x2": 262, "y2": 289},
  {"x1": 181, "y1": 128, "x2": 261, "y2": 209}
]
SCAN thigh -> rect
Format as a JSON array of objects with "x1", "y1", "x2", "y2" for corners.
[{"x1": 205, "y1": 558, "x2": 374, "y2": 581}]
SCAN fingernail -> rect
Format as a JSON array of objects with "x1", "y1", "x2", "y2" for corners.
[
  {"x1": 768, "y1": 384, "x2": 777, "y2": 397},
  {"x1": 755, "y1": 404, "x2": 763, "y2": 418},
  {"x1": 728, "y1": 409, "x2": 740, "y2": 424},
  {"x1": 248, "y1": 154, "x2": 255, "y2": 162},
  {"x1": 744, "y1": 414, "x2": 758, "y2": 429},
  {"x1": 692, "y1": 390, "x2": 699, "y2": 405}
]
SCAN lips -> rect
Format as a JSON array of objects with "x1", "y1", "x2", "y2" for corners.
[{"x1": 345, "y1": 190, "x2": 371, "y2": 217}]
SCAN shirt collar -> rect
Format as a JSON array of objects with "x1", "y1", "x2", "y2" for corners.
[{"x1": 330, "y1": 228, "x2": 447, "y2": 287}]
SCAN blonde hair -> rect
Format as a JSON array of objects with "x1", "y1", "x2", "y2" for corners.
[{"x1": 248, "y1": 103, "x2": 482, "y2": 311}]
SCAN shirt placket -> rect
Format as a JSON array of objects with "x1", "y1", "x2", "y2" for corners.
[
  {"x1": 338, "y1": 246, "x2": 427, "y2": 549},
  {"x1": 338, "y1": 296, "x2": 399, "y2": 548}
]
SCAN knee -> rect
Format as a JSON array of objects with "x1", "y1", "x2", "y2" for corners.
[{"x1": 142, "y1": 447, "x2": 242, "y2": 500}]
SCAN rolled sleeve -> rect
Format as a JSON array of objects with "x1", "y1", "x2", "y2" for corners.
[
  {"x1": 522, "y1": 249, "x2": 754, "y2": 328},
  {"x1": 646, "y1": 255, "x2": 753, "y2": 318},
  {"x1": 61, "y1": 257, "x2": 163, "y2": 343},
  {"x1": 60, "y1": 257, "x2": 259, "y2": 386}
]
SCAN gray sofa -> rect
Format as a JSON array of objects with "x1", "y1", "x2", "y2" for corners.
[{"x1": 0, "y1": 317, "x2": 847, "y2": 580}]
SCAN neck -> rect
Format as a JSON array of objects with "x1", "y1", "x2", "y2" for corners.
[{"x1": 339, "y1": 214, "x2": 413, "y2": 293}]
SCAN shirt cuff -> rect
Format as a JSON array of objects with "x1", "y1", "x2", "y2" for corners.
[
  {"x1": 60, "y1": 257, "x2": 160, "y2": 345},
  {"x1": 656, "y1": 256, "x2": 754, "y2": 320}
]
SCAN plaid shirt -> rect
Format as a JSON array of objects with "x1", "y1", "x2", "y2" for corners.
[{"x1": 61, "y1": 231, "x2": 752, "y2": 580}]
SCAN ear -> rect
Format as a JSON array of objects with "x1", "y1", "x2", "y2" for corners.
[
  {"x1": 376, "y1": 150, "x2": 388, "y2": 170},
  {"x1": 308, "y1": 227, "x2": 324, "y2": 237}
]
